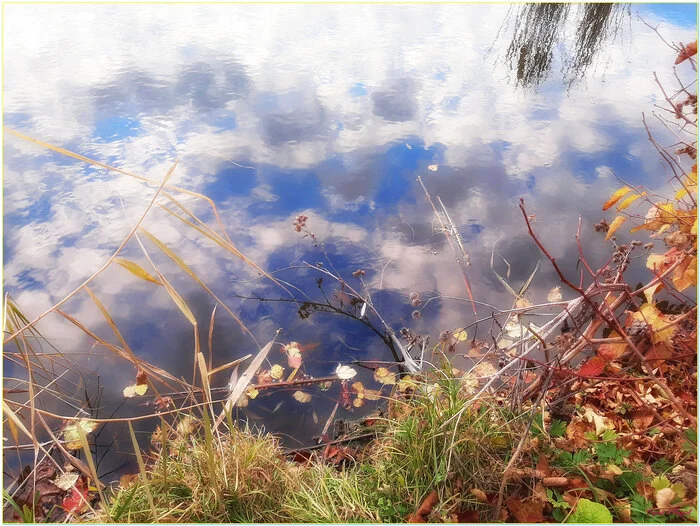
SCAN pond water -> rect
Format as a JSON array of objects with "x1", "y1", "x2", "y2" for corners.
[{"x1": 3, "y1": 4, "x2": 697, "y2": 481}]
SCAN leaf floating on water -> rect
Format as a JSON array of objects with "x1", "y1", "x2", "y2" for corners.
[
  {"x1": 453, "y1": 329, "x2": 468, "y2": 342},
  {"x1": 547, "y1": 286, "x2": 562, "y2": 303},
  {"x1": 270, "y1": 364, "x2": 285, "y2": 380},
  {"x1": 284, "y1": 342, "x2": 303, "y2": 368},
  {"x1": 374, "y1": 367, "x2": 396, "y2": 385},
  {"x1": 292, "y1": 391, "x2": 312, "y2": 403},
  {"x1": 246, "y1": 387, "x2": 259, "y2": 400},
  {"x1": 63, "y1": 420, "x2": 99, "y2": 450},
  {"x1": 335, "y1": 364, "x2": 357, "y2": 380},
  {"x1": 52, "y1": 471, "x2": 80, "y2": 491},
  {"x1": 123, "y1": 383, "x2": 148, "y2": 398},
  {"x1": 312, "y1": 411, "x2": 318, "y2": 424},
  {"x1": 427, "y1": 164, "x2": 439, "y2": 172}
]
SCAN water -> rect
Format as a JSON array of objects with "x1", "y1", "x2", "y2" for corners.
[{"x1": 3, "y1": 4, "x2": 697, "y2": 481}]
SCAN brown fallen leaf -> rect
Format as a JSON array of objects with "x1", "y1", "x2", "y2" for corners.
[
  {"x1": 470, "y1": 488, "x2": 488, "y2": 503},
  {"x1": 506, "y1": 495, "x2": 545, "y2": 523},
  {"x1": 407, "y1": 490, "x2": 439, "y2": 523},
  {"x1": 537, "y1": 455, "x2": 552, "y2": 477},
  {"x1": 453, "y1": 510, "x2": 479, "y2": 522}
]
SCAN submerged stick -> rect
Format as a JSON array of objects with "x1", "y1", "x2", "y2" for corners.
[{"x1": 417, "y1": 177, "x2": 477, "y2": 314}]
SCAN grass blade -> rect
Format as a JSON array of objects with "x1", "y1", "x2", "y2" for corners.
[
  {"x1": 114, "y1": 258, "x2": 163, "y2": 286},
  {"x1": 127, "y1": 421, "x2": 157, "y2": 521}
]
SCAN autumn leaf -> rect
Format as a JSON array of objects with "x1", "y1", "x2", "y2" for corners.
[
  {"x1": 284, "y1": 342, "x2": 303, "y2": 368},
  {"x1": 374, "y1": 367, "x2": 396, "y2": 385},
  {"x1": 63, "y1": 420, "x2": 100, "y2": 450},
  {"x1": 123, "y1": 383, "x2": 148, "y2": 398},
  {"x1": 603, "y1": 186, "x2": 632, "y2": 211},
  {"x1": 427, "y1": 164, "x2": 439, "y2": 172},
  {"x1": 407, "y1": 490, "x2": 439, "y2": 523},
  {"x1": 270, "y1": 364, "x2": 285, "y2": 380},
  {"x1": 674, "y1": 40, "x2": 697, "y2": 65},
  {"x1": 52, "y1": 472, "x2": 80, "y2": 491},
  {"x1": 292, "y1": 391, "x2": 312, "y2": 403},
  {"x1": 246, "y1": 387, "x2": 259, "y2": 399},
  {"x1": 605, "y1": 215, "x2": 627, "y2": 240},
  {"x1": 672, "y1": 255, "x2": 696, "y2": 292},
  {"x1": 630, "y1": 303, "x2": 676, "y2": 345},
  {"x1": 617, "y1": 191, "x2": 645, "y2": 211},
  {"x1": 579, "y1": 356, "x2": 606, "y2": 377},
  {"x1": 135, "y1": 369, "x2": 148, "y2": 386},
  {"x1": 597, "y1": 332, "x2": 627, "y2": 361},
  {"x1": 453, "y1": 329, "x2": 468, "y2": 341},
  {"x1": 62, "y1": 480, "x2": 90, "y2": 513},
  {"x1": 506, "y1": 495, "x2": 545, "y2": 523}
]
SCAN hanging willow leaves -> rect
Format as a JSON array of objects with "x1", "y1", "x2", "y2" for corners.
[{"x1": 113, "y1": 258, "x2": 163, "y2": 285}]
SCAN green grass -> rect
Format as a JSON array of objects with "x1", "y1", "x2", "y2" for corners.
[{"x1": 91, "y1": 366, "x2": 519, "y2": 523}]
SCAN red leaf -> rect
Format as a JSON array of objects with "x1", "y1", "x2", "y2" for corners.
[
  {"x1": 578, "y1": 356, "x2": 606, "y2": 377},
  {"x1": 675, "y1": 41, "x2": 697, "y2": 65},
  {"x1": 61, "y1": 480, "x2": 89, "y2": 513},
  {"x1": 135, "y1": 369, "x2": 148, "y2": 386}
]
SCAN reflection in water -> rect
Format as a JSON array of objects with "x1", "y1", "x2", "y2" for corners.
[{"x1": 503, "y1": 3, "x2": 631, "y2": 87}]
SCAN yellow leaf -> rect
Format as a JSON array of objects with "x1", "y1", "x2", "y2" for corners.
[
  {"x1": 63, "y1": 420, "x2": 100, "y2": 450},
  {"x1": 270, "y1": 364, "x2": 284, "y2": 380},
  {"x1": 672, "y1": 256, "x2": 696, "y2": 292},
  {"x1": 644, "y1": 283, "x2": 663, "y2": 305},
  {"x1": 453, "y1": 329, "x2": 468, "y2": 342},
  {"x1": 646, "y1": 254, "x2": 668, "y2": 271},
  {"x1": 631, "y1": 303, "x2": 676, "y2": 345},
  {"x1": 617, "y1": 191, "x2": 645, "y2": 211},
  {"x1": 373, "y1": 367, "x2": 396, "y2": 385},
  {"x1": 292, "y1": 391, "x2": 312, "y2": 403},
  {"x1": 351, "y1": 381, "x2": 365, "y2": 393},
  {"x1": 603, "y1": 186, "x2": 632, "y2": 211},
  {"x1": 605, "y1": 215, "x2": 627, "y2": 240},
  {"x1": 123, "y1": 384, "x2": 148, "y2": 398},
  {"x1": 353, "y1": 397, "x2": 365, "y2": 408},
  {"x1": 114, "y1": 258, "x2": 163, "y2": 286},
  {"x1": 246, "y1": 387, "x2": 259, "y2": 400},
  {"x1": 363, "y1": 389, "x2": 381, "y2": 401}
]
